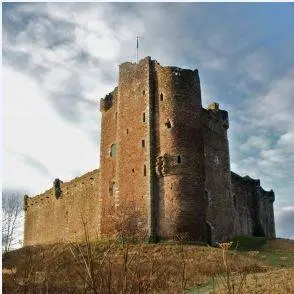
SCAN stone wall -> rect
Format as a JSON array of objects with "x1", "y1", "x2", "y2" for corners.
[
  {"x1": 153, "y1": 61, "x2": 207, "y2": 241},
  {"x1": 99, "y1": 57, "x2": 152, "y2": 239},
  {"x1": 99, "y1": 87, "x2": 119, "y2": 236},
  {"x1": 203, "y1": 103, "x2": 235, "y2": 242},
  {"x1": 231, "y1": 172, "x2": 275, "y2": 238},
  {"x1": 24, "y1": 169, "x2": 100, "y2": 246},
  {"x1": 259, "y1": 188, "x2": 276, "y2": 238}
]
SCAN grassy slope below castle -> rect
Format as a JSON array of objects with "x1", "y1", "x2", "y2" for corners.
[{"x1": 2, "y1": 237, "x2": 294, "y2": 293}]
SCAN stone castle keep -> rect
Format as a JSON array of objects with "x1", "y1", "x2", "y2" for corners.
[{"x1": 24, "y1": 57, "x2": 276, "y2": 245}]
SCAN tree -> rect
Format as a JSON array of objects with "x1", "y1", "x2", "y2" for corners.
[{"x1": 2, "y1": 189, "x2": 24, "y2": 252}]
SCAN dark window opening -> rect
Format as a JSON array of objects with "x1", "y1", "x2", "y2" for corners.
[
  {"x1": 132, "y1": 168, "x2": 135, "y2": 173},
  {"x1": 160, "y1": 93, "x2": 164, "y2": 101},
  {"x1": 143, "y1": 112, "x2": 146, "y2": 122},
  {"x1": 126, "y1": 128, "x2": 129, "y2": 134},
  {"x1": 109, "y1": 182, "x2": 115, "y2": 196},
  {"x1": 142, "y1": 139, "x2": 145, "y2": 147},
  {"x1": 143, "y1": 165, "x2": 146, "y2": 176},
  {"x1": 110, "y1": 144, "x2": 116, "y2": 157},
  {"x1": 177, "y1": 155, "x2": 181, "y2": 164},
  {"x1": 165, "y1": 119, "x2": 172, "y2": 129},
  {"x1": 143, "y1": 90, "x2": 145, "y2": 95}
]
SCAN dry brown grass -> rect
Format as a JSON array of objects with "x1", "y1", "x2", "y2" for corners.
[
  {"x1": 2, "y1": 241, "x2": 267, "y2": 293},
  {"x1": 2, "y1": 238, "x2": 293, "y2": 293},
  {"x1": 217, "y1": 268, "x2": 294, "y2": 293},
  {"x1": 265, "y1": 238, "x2": 294, "y2": 253}
]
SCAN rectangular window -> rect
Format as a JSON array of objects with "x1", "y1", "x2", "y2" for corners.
[
  {"x1": 143, "y1": 112, "x2": 146, "y2": 122},
  {"x1": 144, "y1": 165, "x2": 146, "y2": 176},
  {"x1": 110, "y1": 144, "x2": 116, "y2": 157},
  {"x1": 142, "y1": 139, "x2": 145, "y2": 147}
]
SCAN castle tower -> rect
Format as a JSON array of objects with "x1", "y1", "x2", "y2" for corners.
[
  {"x1": 203, "y1": 103, "x2": 235, "y2": 242},
  {"x1": 99, "y1": 57, "x2": 207, "y2": 241},
  {"x1": 99, "y1": 57, "x2": 153, "y2": 239},
  {"x1": 152, "y1": 61, "x2": 207, "y2": 241}
]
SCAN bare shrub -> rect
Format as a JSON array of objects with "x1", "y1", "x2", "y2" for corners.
[{"x1": 2, "y1": 190, "x2": 24, "y2": 252}]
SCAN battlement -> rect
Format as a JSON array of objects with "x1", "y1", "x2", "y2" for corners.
[
  {"x1": 100, "y1": 86, "x2": 119, "y2": 112},
  {"x1": 231, "y1": 171, "x2": 261, "y2": 186},
  {"x1": 207, "y1": 102, "x2": 219, "y2": 111},
  {"x1": 26, "y1": 169, "x2": 100, "y2": 207},
  {"x1": 203, "y1": 102, "x2": 229, "y2": 132},
  {"x1": 24, "y1": 169, "x2": 100, "y2": 245},
  {"x1": 260, "y1": 187, "x2": 275, "y2": 202},
  {"x1": 120, "y1": 56, "x2": 151, "y2": 70},
  {"x1": 231, "y1": 171, "x2": 275, "y2": 202}
]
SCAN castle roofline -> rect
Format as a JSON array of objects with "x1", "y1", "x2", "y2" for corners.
[
  {"x1": 119, "y1": 56, "x2": 199, "y2": 73},
  {"x1": 231, "y1": 171, "x2": 260, "y2": 185},
  {"x1": 231, "y1": 171, "x2": 275, "y2": 201},
  {"x1": 27, "y1": 169, "x2": 100, "y2": 201}
]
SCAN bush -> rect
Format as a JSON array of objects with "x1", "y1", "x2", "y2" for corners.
[{"x1": 232, "y1": 236, "x2": 267, "y2": 251}]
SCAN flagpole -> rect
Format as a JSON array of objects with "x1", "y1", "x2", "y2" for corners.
[{"x1": 136, "y1": 36, "x2": 139, "y2": 63}]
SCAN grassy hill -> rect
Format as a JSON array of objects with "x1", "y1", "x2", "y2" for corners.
[{"x1": 2, "y1": 237, "x2": 294, "y2": 293}]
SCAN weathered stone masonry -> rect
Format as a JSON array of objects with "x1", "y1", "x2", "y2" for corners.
[{"x1": 24, "y1": 57, "x2": 276, "y2": 245}]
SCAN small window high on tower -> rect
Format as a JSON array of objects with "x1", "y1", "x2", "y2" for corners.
[
  {"x1": 165, "y1": 119, "x2": 172, "y2": 129},
  {"x1": 110, "y1": 143, "x2": 116, "y2": 157},
  {"x1": 109, "y1": 182, "x2": 116, "y2": 196}
]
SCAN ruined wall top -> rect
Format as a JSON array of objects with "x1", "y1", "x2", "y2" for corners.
[
  {"x1": 100, "y1": 87, "x2": 118, "y2": 112},
  {"x1": 231, "y1": 171, "x2": 275, "y2": 202},
  {"x1": 24, "y1": 169, "x2": 100, "y2": 210},
  {"x1": 203, "y1": 102, "x2": 229, "y2": 131}
]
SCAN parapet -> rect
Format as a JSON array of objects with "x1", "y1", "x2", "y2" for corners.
[
  {"x1": 119, "y1": 56, "x2": 151, "y2": 70},
  {"x1": 25, "y1": 169, "x2": 100, "y2": 210},
  {"x1": 231, "y1": 171, "x2": 275, "y2": 202},
  {"x1": 231, "y1": 171, "x2": 260, "y2": 186},
  {"x1": 207, "y1": 102, "x2": 219, "y2": 111},
  {"x1": 260, "y1": 187, "x2": 275, "y2": 202},
  {"x1": 100, "y1": 87, "x2": 118, "y2": 112},
  {"x1": 100, "y1": 93, "x2": 113, "y2": 112},
  {"x1": 203, "y1": 102, "x2": 229, "y2": 130}
]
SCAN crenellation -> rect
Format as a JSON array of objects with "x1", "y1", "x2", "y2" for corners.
[{"x1": 24, "y1": 57, "x2": 275, "y2": 246}]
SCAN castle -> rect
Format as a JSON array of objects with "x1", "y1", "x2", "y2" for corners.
[{"x1": 24, "y1": 57, "x2": 276, "y2": 246}]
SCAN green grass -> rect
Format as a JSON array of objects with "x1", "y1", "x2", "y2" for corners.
[
  {"x1": 231, "y1": 235, "x2": 268, "y2": 251},
  {"x1": 257, "y1": 251, "x2": 294, "y2": 268},
  {"x1": 231, "y1": 236, "x2": 294, "y2": 268}
]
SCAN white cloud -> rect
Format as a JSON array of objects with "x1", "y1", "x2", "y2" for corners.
[
  {"x1": 254, "y1": 69, "x2": 294, "y2": 130},
  {"x1": 75, "y1": 28, "x2": 121, "y2": 61},
  {"x1": 275, "y1": 204, "x2": 294, "y2": 239},
  {"x1": 242, "y1": 50, "x2": 270, "y2": 82},
  {"x1": 240, "y1": 135, "x2": 270, "y2": 151},
  {"x1": 3, "y1": 66, "x2": 98, "y2": 194}
]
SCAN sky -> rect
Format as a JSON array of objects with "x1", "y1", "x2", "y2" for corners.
[{"x1": 2, "y1": 3, "x2": 294, "y2": 239}]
